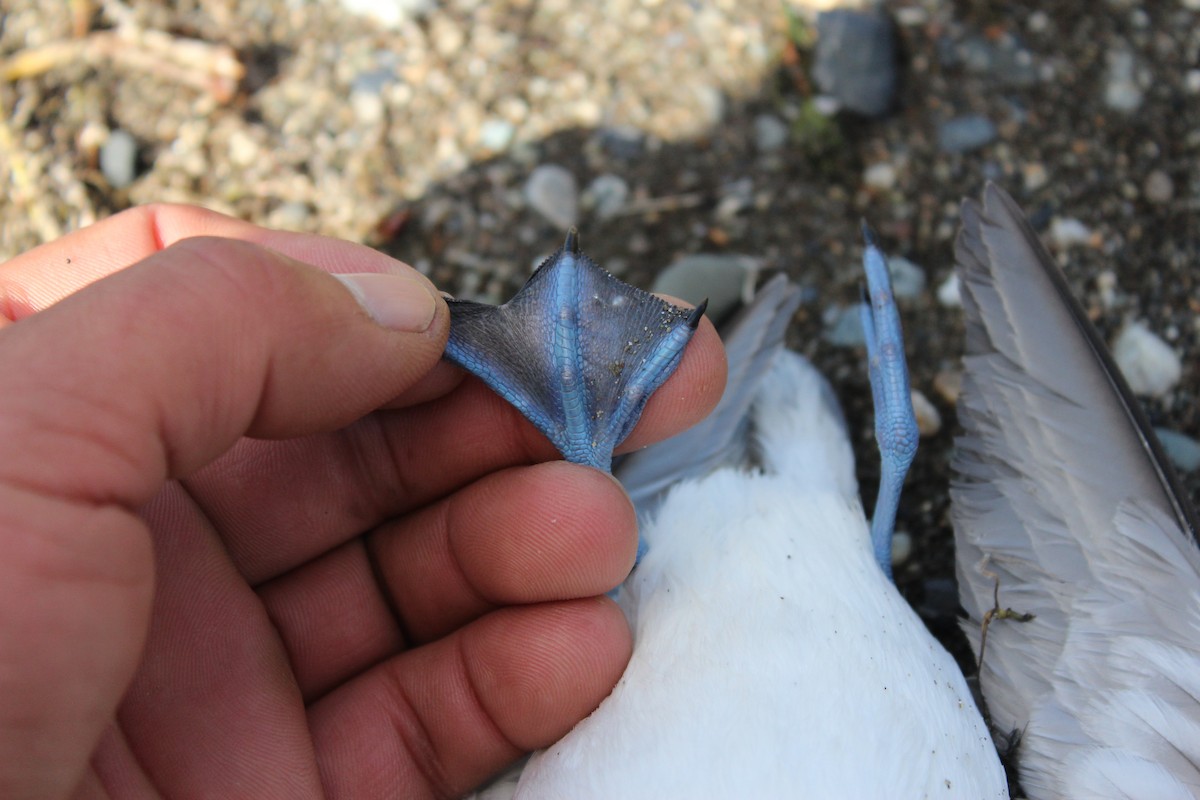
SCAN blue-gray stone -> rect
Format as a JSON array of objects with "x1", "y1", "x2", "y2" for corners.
[
  {"x1": 597, "y1": 126, "x2": 645, "y2": 160},
  {"x1": 937, "y1": 115, "x2": 997, "y2": 153},
  {"x1": 887, "y1": 256, "x2": 927, "y2": 299},
  {"x1": 586, "y1": 174, "x2": 629, "y2": 220},
  {"x1": 754, "y1": 114, "x2": 789, "y2": 152},
  {"x1": 652, "y1": 254, "x2": 760, "y2": 324},
  {"x1": 813, "y1": 9, "x2": 898, "y2": 118},
  {"x1": 822, "y1": 304, "x2": 867, "y2": 347},
  {"x1": 1155, "y1": 428, "x2": 1200, "y2": 473},
  {"x1": 524, "y1": 164, "x2": 579, "y2": 229}
]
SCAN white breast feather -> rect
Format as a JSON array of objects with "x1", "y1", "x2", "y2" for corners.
[{"x1": 511, "y1": 353, "x2": 1008, "y2": 799}]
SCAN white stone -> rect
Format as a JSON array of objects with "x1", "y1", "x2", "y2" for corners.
[
  {"x1": 936, "y1": 272, "x2": 962, "y2": 308},
  {"x1": 1049, "y1": 217, "x2": 1092, "y2": 249},
  {"x1": 1104, "y1": 49, "x2": 1144, "y2": 112},
  {"x1": 479, "y1": 119, "x2": 515, "y2": 152},
  {"x1": 911, "y1": 388, "x2": 942, "y2": 437},
  {"x1": 1112, "y1": 321, "x2": 1183, "y2": 397},
  {"x1": 1022, "y1": 162, "x2": 1048, "y2": 191},
  {"x1": 336, "y1": 0, "x2": 434, "y2": 28},
  {"x1": 863, "y1": 161, "x2": 897, "y2": 190},
  {"x1": 100, "y1": 130, "x2": 138, "y2": 189}
]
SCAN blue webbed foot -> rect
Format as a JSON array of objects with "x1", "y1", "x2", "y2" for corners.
[
  {"x1": 443, "y1": 230, "x2": 706, "y2": 474},
  {"x1": 859, "y1": 224, "x2": 918, "y2": 579}
]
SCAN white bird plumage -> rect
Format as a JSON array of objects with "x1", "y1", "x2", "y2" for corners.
[
  {"x1": 952, "y1": 184, "x2": 1200, "y2": 799},
  {"x1": 488, "y1": 275, "x2": 1008, "y2": 798}
]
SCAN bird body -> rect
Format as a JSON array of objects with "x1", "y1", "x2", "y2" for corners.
[{"x1": 516, "y1": 349, "x2": 1007, "y2": 798}]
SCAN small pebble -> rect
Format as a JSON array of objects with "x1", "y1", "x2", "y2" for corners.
[
  {"x1": 936, "y1": 272, "x2": 962, "y2": 307},
  {"x1": 584, "y1": 174, "x2": 629, "y2": 220},
  {"x1": 267, "y1": 201, "x2": 310, "y2": 231},
  {"x1": 822, "y1": 304, "x2": 866, "y2": 347},
  {"x1": 1027, "y1": 10, "x2": 1051, "y2": 32},
  {"x1": 933, "y1": 369, "x2": 963, "y2": 405},
  {"x1": 524, "y1": 164, "x2": 579, "y2": 229},
  {"x1": 1154, "y1": 428, "x2": 1200, "y2": 472},
  {"x1": 1049, "y1": 217, "x2": 1092, "y2": 249},
  {"x1": 479, "y1": 119, "x2": 515, "y2": 152},
  {"x1": 863, "y1": 161, "x2": 897, "y2": 190},
  {"x1": 1104, "y1": 49, "x2": 1144, "y2": 112},
  {"x1": 887, "y1": 256, "x2": 926, "y2": 299},
  {"x1": 100, "y1": 129, "x2": 138, "y2": 189},
  {"x1": 337, "y1": 0, "x2": 433, "y2": 27},
  {"x1": 937, "y1": 115, "x2": 997, "y2": 153},
  {"x1": 958, "y1": 35, "x2": 1039, "y2": 87},
  {"x1": 1022, "y1": 162, "x2": 1048, "y2": 191},
  {"x1": 911, "y1": 388, "x2": 942, "y2": 437},
  {"x1": 753, "y1": 114, "x2": 789, "y2": 152},
  {"x1": 227, "y1": 130, "x2": 259, "y2": 167},
  {"x1": 1112, "y1": 321, "x2": 1183, "y2": 397},
  {"x1": 715, "y1": 178, "x2": 754, "y2": 221},
  {"x1": 891, "y1": 531, "x2": 913, "y2": 567},
  {"x1": 1143, "y1": 170, "x2": 1174, "y2": 204},
  {"x1": 350, "y1": 89, "x2": 385, "y2": 125},
  {"x1": 1186, "y1": 70, "x2": 1200, "y2": 94},
  {"x1": 1096, "y1": 269, "x2": 1120, "y2": 310}
]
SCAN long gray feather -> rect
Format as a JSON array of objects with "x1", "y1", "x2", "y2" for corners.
[
  {"x1": 616, "y1": 274, "x2": 803, "y2": 519},
  {"x1": 951, "y1": 183, "x2": 1200, "y2": 798}
]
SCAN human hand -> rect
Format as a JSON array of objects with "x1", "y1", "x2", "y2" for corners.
[{"x1": 0, "y1": 206, "x2": 726, "y2": 799}]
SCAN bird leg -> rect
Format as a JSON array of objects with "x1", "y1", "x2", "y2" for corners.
[{"x1": 859, "y1": 225, "x2": 919, "y2": 579}]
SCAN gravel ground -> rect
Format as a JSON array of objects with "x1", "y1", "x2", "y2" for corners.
[{"x1": 3, "y1": 0, "x2": 1198, "y2": 786}]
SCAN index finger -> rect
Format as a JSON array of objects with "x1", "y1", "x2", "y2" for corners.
[{"x1": 0, "y1": 204, "x2": 413, "y2": 322}]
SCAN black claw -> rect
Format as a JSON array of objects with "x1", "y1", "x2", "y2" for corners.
[
  {"x1": 688, "y1": 299, "x2": 709, "y2": 329},
  {"x1": 564, "y1": 227, "x2": 580, "y2": 255},
  {"x1": 860, "y1": 219, "x2": 877, "y2": 248}
]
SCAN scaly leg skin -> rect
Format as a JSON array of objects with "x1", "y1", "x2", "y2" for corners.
[{"x1": 858, "y1": 224, "x2": 918, "y2": 580}]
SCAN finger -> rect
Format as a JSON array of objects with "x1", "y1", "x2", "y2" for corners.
[
  {"x1": 308, "y1": 598, "x2": 631, "y2": 800},
  {"x1": 258, "y1": 461, "x2": 638, "y2": 700},
  {"x1": 187, "y1": 317, "x2": 725, "y2": 584},
  {"x1": 370, "y1": 461, "x2": 638, "y2": 642},
  {"x1": 0, "y1": 237, "x2": 447, "y2": 797},
  {"x1": 1, "y1": 204, "x2": 423, "y2": 319}
]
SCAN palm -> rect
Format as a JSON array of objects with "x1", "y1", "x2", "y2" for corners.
[{"x1": 103, "y1": 382, "x2": 637, "y2": 797}]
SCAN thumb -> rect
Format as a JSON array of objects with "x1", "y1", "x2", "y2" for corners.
[{"x1": 0, "y1": 236, "x2": 448, "y2": 798}]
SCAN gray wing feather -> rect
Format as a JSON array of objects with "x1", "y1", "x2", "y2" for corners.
[
  {"x1": 951, "y1": 183, "x2": 1200, "y2": 798},
  {"x1": 616, "y1": 274, "x2": 803, "y2": 518}
]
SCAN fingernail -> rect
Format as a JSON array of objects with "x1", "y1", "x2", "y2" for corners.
[{"x1": 335, "y1": 273, "x2": 439, "y2": 332}]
